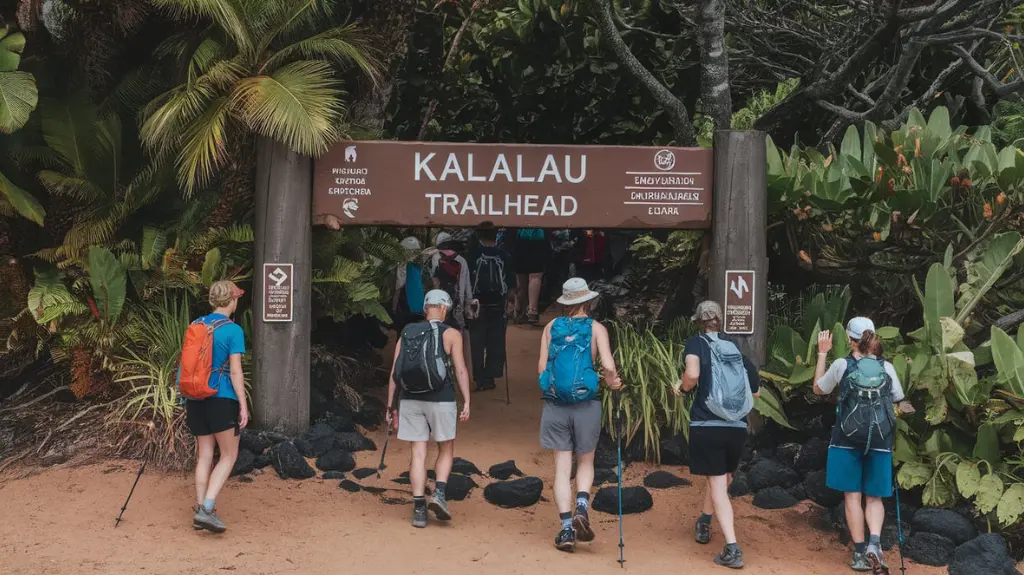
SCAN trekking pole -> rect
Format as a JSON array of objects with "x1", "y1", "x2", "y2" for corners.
[
  {"x1": 378, "y1": 387, "x2": 397, "y2": 479},
  {"x1": 114, "y1": 455, "x2": 149, "y2": 527},
  {"x1": 614, "y1": 390, "x2": 626, "y2": 568},
  {"x1": 894, "y1": 471, "x2": 907, "y2": 575}
]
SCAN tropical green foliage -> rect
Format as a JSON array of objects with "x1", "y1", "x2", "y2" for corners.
[
  {"x1": 0, "y1": 26, "x2": 43, "y2": 224},
  {"x1": 142, "y1": 0, "x2": 377, "y2": 194}
]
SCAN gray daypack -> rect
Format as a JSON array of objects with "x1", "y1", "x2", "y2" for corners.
[{"x1": 703, "y1": 334, "x2": 754, "y2": 422}]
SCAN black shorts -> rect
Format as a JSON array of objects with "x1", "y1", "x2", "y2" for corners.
[
  {"x1": 186, "y1": 398, "x2": 240, "y2": 437},
  {"x1": 514, "y1": 240, "x2": 550, "y2": 274},
  {"x1": 688, "y1": 425, "x2": 747, "y2": 476}
]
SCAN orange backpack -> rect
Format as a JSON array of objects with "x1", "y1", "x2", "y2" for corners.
[{"x1": 178, "y1": 317, "x2": 232, "y2": 400}]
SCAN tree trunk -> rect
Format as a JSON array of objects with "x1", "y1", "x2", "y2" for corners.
[
  {"x1": 253, "y1": 137, "x2": 312, "y2": 435},
  {"x1": 349, "y1": 0, "x2": 418, "y2": 136},
  {"x1": 709, "y1": 131, "x2": 768, "y2": 366},
  {"x1": 698, "y1": 0, "x2": 731, "y2": 131}
]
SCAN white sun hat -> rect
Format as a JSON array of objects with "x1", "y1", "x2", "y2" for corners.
[
  {"x1": 556, "y1": 277, "x2": 600, "y2": 306},
  {"x1": 400, "y1": 236, "x2": 421, "y2": 251}
]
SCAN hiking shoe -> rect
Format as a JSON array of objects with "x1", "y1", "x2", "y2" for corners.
[
  {"x1": 573, "y1": 505, "x2": 594, "y2": 542},
  {"x1": 713, "y1": 545, "x2": 744, "y2": 569},
  {"x1": 191, "y1": 506, "x2": 204, "y2": 530},
  {"x1": 695, "y1": 518, "x2": 711, "y2": 544},
  {"x1": 554, "y1": 526, "x2": 576, "y2": 552},
  {"x1": 193, "y1": 506, "x2": 226, "y2": 533},
  {"x1": 428, "y1": 493, "x2": 451, "y2": 521},
  {"x1": 850, "y1": 551, "x2": 872, "y2": 572},
  {"x1": 476, "y1": 378, "x2": 496, "y2": 392},
  {"x1": 412, "y1": 505, "x2": 428, "y2": 528},
  {"x1": 526, "y1": 312, "x2": 540, "y2": 325},
  {"x1": 865, "y1": 544, "x2": 889, "y2": 574}
]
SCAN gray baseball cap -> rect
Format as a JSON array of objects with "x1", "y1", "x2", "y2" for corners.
[{"x1": 691, "y1": 300, "x2": 723, "y2": 321}]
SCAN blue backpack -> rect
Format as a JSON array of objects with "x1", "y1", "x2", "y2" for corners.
[
  {"x1": 404, "y1": 262, "x2": 424, "y2": 314},
  {"x1": 518, "y1": 228, "x2": 545, "y2": 242},
  {"x1": 539, "y1": 317, "x2": 599, "y2": 403}
]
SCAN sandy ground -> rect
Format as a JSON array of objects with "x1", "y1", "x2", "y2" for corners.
[{"x1": 0, "y1": 320, "x2": 942, "y2": 575}]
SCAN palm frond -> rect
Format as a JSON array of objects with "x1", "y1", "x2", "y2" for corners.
[
  {"x1": 40, "y1": 97, "x2": 97, "y2": 175},
  {"x1": 312, "y1": 256, "x2": 363, "y2": 284},
  {"x1": 231, "y1": 59, "x2": 343, "y2": 156},
  {"x1": 188, "y1": 37, "x2": 228, "y2": 84},
  {"x1": 37, "y1": 170, "x2": 105, "y2": 202},
  {"x1": 140, "y1": 80, "x2": 219, "y2": 159},
  {"x1": 152, "y1": 0, "x2": 255, "y2": 57},
  {"x1": 0, "y1": 167, "x2": 44, "y2": 224},
  {"x1": 265, "y1": 24, "x2": 379, "y2": 83},
  {"x1": 174, "y1": 94, "x2": 235, "y2": 197}
]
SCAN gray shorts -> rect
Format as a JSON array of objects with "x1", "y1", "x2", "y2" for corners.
[
  {"x1": 397, "y1": 400, "x2": 457, "y2": 443},
  {"x1": 540, "y1": 400, "x2": 602, "y2": 454}
]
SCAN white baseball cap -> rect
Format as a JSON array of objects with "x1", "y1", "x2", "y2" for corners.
[
  {"x1": 424, "y1": 289, "x2": 452, "y2": 308},
  {"x1": 434, "y1": 231, "x2": 452, "y2": 247},
  {"x1": 846, "y1": 317, "x2": 876, "y2": 340},
  {"x1": 400, "y1": 236, "x2": 421, "y2": 251}
]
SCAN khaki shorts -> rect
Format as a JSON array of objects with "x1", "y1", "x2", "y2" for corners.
[{"x1": 397, "y1": 400, "x2": 457, "y2": 442}]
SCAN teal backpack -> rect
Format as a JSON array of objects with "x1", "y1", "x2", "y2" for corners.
[
  {"x1": 539, "y1": 317, "x2": 599, "y2": 404},
  {"x1": 838, "y1": 356, "x2": 895, "y2": 453},
  {"x1": 518, "y1": 228, "x2": 545, "y2": 242}
]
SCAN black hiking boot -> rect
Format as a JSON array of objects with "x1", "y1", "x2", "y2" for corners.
[
  {"x1": 526, "y1": 312, "x2": 540, "y2": 325},
  {"x1": 695, "y1": 517, "x2": 711, "y2": 544},
  {"x1": 713, "y1": 544, "x2": 744, "y2": 569},
  {"x1": 554, "y1": 526, "x2": 576, "y2": 552},
  {"x1": 412, "y1": 505, "x2": 428, "y2": 528},
  {"x1": 428, "y1": 492, "x2": 451, "y2": 521},
  {"x1": 573, "y1": 505, "x2": 594, "y2": 542}
]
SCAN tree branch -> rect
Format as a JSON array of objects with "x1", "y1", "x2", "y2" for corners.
[{"x1": 595, "y1": 0, "x2": 695, "y2": 145}]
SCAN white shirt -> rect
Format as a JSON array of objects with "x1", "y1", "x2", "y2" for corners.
[{"x1": 816, "y1": 357, "x2": 905, "y2": 402}]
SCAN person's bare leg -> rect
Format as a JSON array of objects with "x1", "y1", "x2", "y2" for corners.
[
  {"x1": 429, "y1": 440, "x2": 455, "y2": 520},
  {"x1": 574, "y1": 451, "x2": 595, "y2": 494},
  {"x1": 194, "y1": 435, "x2": 216, "y2": 507},
  {"x1": 410, "y1": 441, "x2": 429, "y2": 497},
  {"x1": 572, "y1": 451, "x2": 597, "y2": 541},
  {"x1": 865, "y1": 496, "x2": 885, "y2": 536},
  {"x1": 553, "y1": 450, "x2": 573, "y2": 513},
  {"x1": 528, "y1": 272, "x2": 543, "y2": 315},
  {"x1": 845, "y1": 492, "x2": 866, "y2": 544},
  {"x1": 202, "y1": 428, "x2": 239, "y2": 506},
  {"x1": 708, "y1": 475, "x2": 737, "y2": 544}
]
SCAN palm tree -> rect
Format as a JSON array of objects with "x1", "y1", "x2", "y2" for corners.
[
  {"x1": 140, "y1": 0, "x2": 378, "y2": 196},
  {"x1": 0, "y1": 26, "x2": 43, "y2": 225}
]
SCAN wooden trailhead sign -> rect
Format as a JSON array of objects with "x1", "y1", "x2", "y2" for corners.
[{"x1": 313, "y1": 141, "x2": 713, "y2": 229}]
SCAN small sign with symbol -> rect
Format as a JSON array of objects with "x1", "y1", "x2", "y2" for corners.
[
  {"x1": 724, "y1": 270, "x2": 755, "y2": 335},
  {"x1": 263, "y1": 263, "x2": 293, "y2": 322}
]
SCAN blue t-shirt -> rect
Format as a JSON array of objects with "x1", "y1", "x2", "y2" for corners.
[
  {"x1": 683, "y1": 333, "x2": 760, "y2": 427},
  {"x1": 199, "y1": 313, "x2": 245, "y2": 400}
]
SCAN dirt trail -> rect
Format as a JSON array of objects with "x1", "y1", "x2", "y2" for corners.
[{"x1": 0, "y1": 320, "x2": 940, "y2": 575}]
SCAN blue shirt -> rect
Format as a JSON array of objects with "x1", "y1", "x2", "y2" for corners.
[
  {"x1": 683, "y1": 333, "x2": 760, "y2": 427},
  {"x1": 199, "y1": 313, "x2": 245, "y2": 400}
]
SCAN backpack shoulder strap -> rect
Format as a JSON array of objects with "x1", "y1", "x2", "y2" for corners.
[{"x1": 210, "y1": 318, "x2": 233, "y2": 330}]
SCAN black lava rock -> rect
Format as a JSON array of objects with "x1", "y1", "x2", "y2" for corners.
[
  {"x1": 352, "y1": 467, "x2": 377, "y2": 480},
  {"x1": 322, "y1": 471, "x2": 347, "y2": 480},
  {"x1": 483, "y1": 477, "x2": 544, "y2": 508},
  {"x1": 305, "y1": 434, "x2": 337, "y2": 458},
  {"x1": 323, "y1": 414, "x2": 355, "y2": 433},
  {"x1": 310, "y1": 389, "x2": 330, "y2": 421},
  {"x1": 338, "y1": 479, "x2": 361, "y2": 492},
  {"x1": 452, "y1": 457, "x2": 481, "y2": 476},
  {"x1": 293, "y1": 438, "x2": 315, "y2": 458},
  {"x1": 253, "y1": 453, "x2": 273, "y2": 469},
  {"x1": 794, "y1": 437, "x2": 829, "y2": 473},
  {"x1": 643, "y1": 470, "x2": 691, "y2": 489},
  {"x1": 362, "y1": 485, "x2": 386, "y2": 495},
  {"x1": 803, "y1": 470, "x2": 843, "y2": 508},
  {"x1": 595, "y1": 435, "x2": 619, "y2": 469},
  {"x1": 659, "y1": 434, "x2": 689, "y2": 466},
  {"x1": 316, "y1": 449, "x2": 356, "y2": 473},
  {"x1": 445, "y1": 473, "x2": 478, "y2": 501},
  {"x1": 948, "y1": 534, "x2": 1021, "y2": 575},
  {"x1": 335, "y1": 431, "x2": 376, "y2": 452},
  {"x1": 594, "y1": 468, "x2": 618, "y2": 486},
  {"x1": 752, "y1": 486, "x2": 800, "y2": 510},
  {"x1": 728, "y1": 471, "x2": 751, "y2": 498},
  {"x1": 353, "y1": 395, "x2": 386, "y2": 427},
  {"x1": 903, "y1": 532, "x2": 955, "y2": 567},
  {"x1": 880, "y1": 521, "x2": 910, "y2": 551},
  {"x1": 230, "y1": 449, "x2": 256, "y2": 477},
  {"x1": 747, "y1": 459, "x2": 801, "y2": 492},
  {"x1": 593, "y1": 486, "x2": 653, "y2": 515},
  {"x1": 488, "y1": 460, "x2": 523, "y2": 480},
  {"x1": 239, "y1": 430, "x2": 277, "y2": 455},
  {"x1": 911, "y1": 508, "x2": 978, "y2": 546},
  {"x1": 787, "y1": 482, "x2": 807, "y2": 502},
  {"x1": 306, "y1": 422, "x2": 336, "y2": 439},
  {"x1": 269, "y1": 441, "x2": 316, "y2": 480},
  {"x1": 775, "y1": 443, "x2": 801, "y2": 470}
]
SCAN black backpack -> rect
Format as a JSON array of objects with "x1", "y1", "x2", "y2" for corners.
[
  {"x1": 394, "y1": 321, "x2": 451, "y2": 394},
  {"x1": 837, "y1": 356, "x2": 895, "y2": 453},
  {"x1": 472, "y1": 252, "x2": 507, "y2": 298}
]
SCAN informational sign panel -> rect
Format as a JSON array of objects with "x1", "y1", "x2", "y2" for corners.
[
  {"x1": 262, "y1": 263, "x2": 293, "y2": 323},
  {"x1": 723, "y1": 270, "x2": 755, "y2": 335},
  {"x1": 312, "y1": 141, "x2": 713, "y2": 228}
]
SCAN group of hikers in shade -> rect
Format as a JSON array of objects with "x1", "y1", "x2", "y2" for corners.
[{"x1": 175, "y1": 222, "x2": 914, "y2": 574}]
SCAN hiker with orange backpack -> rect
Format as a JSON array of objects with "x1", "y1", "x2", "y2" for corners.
[{"x1": 178, "y1": 280, "x2": 249, "y2": 534}]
